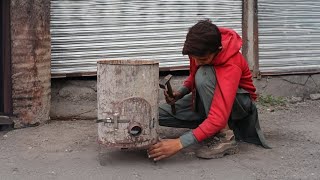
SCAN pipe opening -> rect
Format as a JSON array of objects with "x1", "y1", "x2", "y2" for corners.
[{"x1": 129, "y1": 126, "x2": 142, "y2": 136}]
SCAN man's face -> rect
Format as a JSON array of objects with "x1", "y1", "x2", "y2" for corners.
[{"x1": 191, "y1": 52, "x2": 217, "y2": 66}]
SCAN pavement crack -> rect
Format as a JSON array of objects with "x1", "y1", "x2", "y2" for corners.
[
  {"x1": 310, "y1": 76, "x2": 319, "y2": 87},
  {"x1": 281, "y1": 76, "x2": 310, "y2": 86}
]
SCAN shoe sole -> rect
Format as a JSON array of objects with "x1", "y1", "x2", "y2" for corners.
[{"x1": 197, "y1": 146, "x2": 239, "y2": 159}]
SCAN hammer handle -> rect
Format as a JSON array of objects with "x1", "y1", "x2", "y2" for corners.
[{"x1": 166, "y1": 82, "x2": 176, "y2": 115}]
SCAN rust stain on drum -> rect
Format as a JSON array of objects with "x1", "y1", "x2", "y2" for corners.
[{"x1": 98, "y1": 138, "x2": 158, "y2": 149}]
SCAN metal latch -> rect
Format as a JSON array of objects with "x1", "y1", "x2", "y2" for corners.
[{"x1": 96, "y1": 112, "x2": 130, "y2": 129}]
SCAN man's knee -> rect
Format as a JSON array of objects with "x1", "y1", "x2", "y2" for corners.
[
  {"x1": 195, "y1": 66, "x2": 216, "y2": 91},
  {"x1": 159, "y1": 106, "x2": 169, "y2": 119}
]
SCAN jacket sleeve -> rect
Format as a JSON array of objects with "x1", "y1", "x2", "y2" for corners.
[
  {"x1": 182, "y1": 74, "x2": 194, "y2": 91},
  {"x1": 182, "y1": 56, "x2": 196, "y2": 91},
  {"x1": 192, "y1": 64, "x2": 242, "y2": 142}
]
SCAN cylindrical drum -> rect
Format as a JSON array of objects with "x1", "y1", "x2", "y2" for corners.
[{"x1": 97, "y1": 60, "x2": 159, "y2": 149}]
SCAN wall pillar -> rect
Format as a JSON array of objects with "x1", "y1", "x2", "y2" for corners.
[
  {"x1": 242, "y1": 0, "x2": 260, "y2": 78},
  {"x1": 10, "y1": 0, "x2": 51, "y2": 127}
]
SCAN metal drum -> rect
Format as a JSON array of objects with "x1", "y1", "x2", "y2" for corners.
[{"x1": 97, "y1": 60, "x2": 159, "y2": 149}]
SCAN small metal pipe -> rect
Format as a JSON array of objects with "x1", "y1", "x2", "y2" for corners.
[
  {"x1": 128, "y1": 122, "x2": 142, "y2": 137},
  {"x1": 96, "y1": 118, "x2": 130, "y2": 124}
]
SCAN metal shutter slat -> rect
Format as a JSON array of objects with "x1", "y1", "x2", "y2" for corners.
[
  {"x1": 259, "y1": 0, "x2": 320, "y2": 73},
  {"x1": 51, "y1": 0, "x2": 242, "y2": 75}
]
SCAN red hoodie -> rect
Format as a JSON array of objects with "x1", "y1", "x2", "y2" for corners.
[{"x1": 183, "y1": 27, "x2": 257, "y2": 142}]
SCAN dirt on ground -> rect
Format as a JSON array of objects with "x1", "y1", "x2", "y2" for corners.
[{"x1": 0, "y1": 100, "x2": 319, "y2": 180}]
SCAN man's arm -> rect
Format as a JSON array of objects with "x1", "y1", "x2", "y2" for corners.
[
  {"x1": 179, "y1": 130, "x2": 198, "y2": 148},
  {"x1": 192, "y1": 65, "x2": 242, "y2": 142},
  {"x1": 148, "y1": 62, "x2": 196, "y2": 160},
  {"x1": 148, "y1": 139, "x2": 183, "y2": 161},
  {"x1": 148, "y1": 86, "x2": 193, "y2": 161}
]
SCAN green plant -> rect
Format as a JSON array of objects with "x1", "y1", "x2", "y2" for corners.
[{"x1": 258, "y1": 94, "x2": 286, "y2": 107}]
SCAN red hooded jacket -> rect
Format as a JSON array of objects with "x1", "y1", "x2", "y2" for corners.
[{"x1": 183, "y1": 27, "x2": 257, "y2": 142}]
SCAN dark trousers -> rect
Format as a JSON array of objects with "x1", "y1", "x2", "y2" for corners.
[{"x1": 159, "y1": 66, "x2": 216, "y2": 129}]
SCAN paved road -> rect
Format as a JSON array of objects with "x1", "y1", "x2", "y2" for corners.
[{"x1": 0, "y1": 100, "x2": 319, "y2": 180}]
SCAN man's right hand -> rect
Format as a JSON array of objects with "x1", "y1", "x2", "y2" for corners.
[{"x1": 164, "y1": 90, "x2": 183, "y2": 105}]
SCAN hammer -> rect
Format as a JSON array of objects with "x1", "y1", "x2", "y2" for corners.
[{"x1": 159, "y1": 74, "x2": 176, "y2": 115}]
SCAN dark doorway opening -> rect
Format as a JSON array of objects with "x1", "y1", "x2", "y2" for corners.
[
  {"x1": 0, "y1": 0, "x2": 12, "y2": 116},
  {"x1": 0, "y1": 0, "x2": 4, "y2": 113},
  {"x1": 0, "y1": 0, "x2": 13, "y2": 130}
]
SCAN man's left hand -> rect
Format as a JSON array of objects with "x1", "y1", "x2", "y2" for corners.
[{"x1": 147, "y1": 138, "x2": 183, "y2": 161}]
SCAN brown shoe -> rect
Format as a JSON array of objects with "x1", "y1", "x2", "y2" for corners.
[{"x1": 196, "y1": 130, "x2": 239, "y2": 159}]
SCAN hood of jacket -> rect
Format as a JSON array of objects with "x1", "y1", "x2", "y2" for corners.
[
  {"x1": 212, "y1": 27, "x2": 242, "y2": 65},
  {"x1": 187, "y1": 27, "x2": 243, "y2": 85}
]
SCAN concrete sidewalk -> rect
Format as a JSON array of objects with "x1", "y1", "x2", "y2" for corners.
[{"x1": 1, "y1": 100, "x2": 320, "y2": 180}]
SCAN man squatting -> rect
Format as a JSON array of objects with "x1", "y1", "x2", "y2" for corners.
[{"x1": 148, "y1": 19, "x2": 269, "y2": 161}]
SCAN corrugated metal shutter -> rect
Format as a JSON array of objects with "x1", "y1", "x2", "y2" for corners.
[
  {"x1": 50, "y1": 0, "x2": 242, "y2": 76},
  {"x1": 258, "y1": 0, "x2": 320, "y2": 74}
]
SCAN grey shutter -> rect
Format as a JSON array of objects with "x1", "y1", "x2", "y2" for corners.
[
  {"x1": 51, "y1": 0, "x2": 242, "y2": 76},
  {"x1": 258, "y1": 0, "x2": 320, "y2": 74}
]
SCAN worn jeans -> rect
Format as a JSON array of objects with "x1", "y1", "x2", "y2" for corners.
[{"x1": 159, "y1": 65, "x2": 215, "y2": 129}]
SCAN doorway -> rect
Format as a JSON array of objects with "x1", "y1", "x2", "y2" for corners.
[
  {"x1": 0, "y1": 0, "x2": 3, "y2": 113},
  {"x1": 0, "y1": 0, "x2": 12, "y2": 116}
]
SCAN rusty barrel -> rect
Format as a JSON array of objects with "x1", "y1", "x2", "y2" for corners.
[{"x1": 97, "y1": 60, "x2": 159, "y2": 149}]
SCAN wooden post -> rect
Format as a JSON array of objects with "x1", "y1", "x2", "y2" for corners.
[
  {"x1": 97, "y1": 60, "x2": 159, "y2": 149},
  {"x1": 243, "y1": 0, "x2": 260, "y2": 78}
]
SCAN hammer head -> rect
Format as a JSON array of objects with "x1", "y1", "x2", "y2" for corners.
[{"x1": 159, "y1": 74, "x2": 173, "y2": 89}]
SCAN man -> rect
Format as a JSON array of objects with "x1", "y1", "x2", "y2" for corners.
[{"x1": 148, "y1": 19, "x2": 269, "y2": 161}]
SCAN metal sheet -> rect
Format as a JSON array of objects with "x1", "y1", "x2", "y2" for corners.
[
  {"x1": 50, "y1": 0, "x2": 242, "y2": 76},
  {"x1": 258, "y1": 0, "x2": 320, "y2": 74}
]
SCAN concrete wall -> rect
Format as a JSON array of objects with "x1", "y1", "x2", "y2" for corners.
[
  {"x1": 11, "y1": 0, "x2": 51, "y2": 127},
  {"x1": 50, "y1": 74, "x2": 320, "y2": 120},
  {"x1": 255, "y1": 74, "x2": 320, "y2": 98}
]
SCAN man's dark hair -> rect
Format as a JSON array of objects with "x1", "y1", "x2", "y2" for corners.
[{"x1": 182, "y1": 19, "x2": 222, "y2": 57}]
